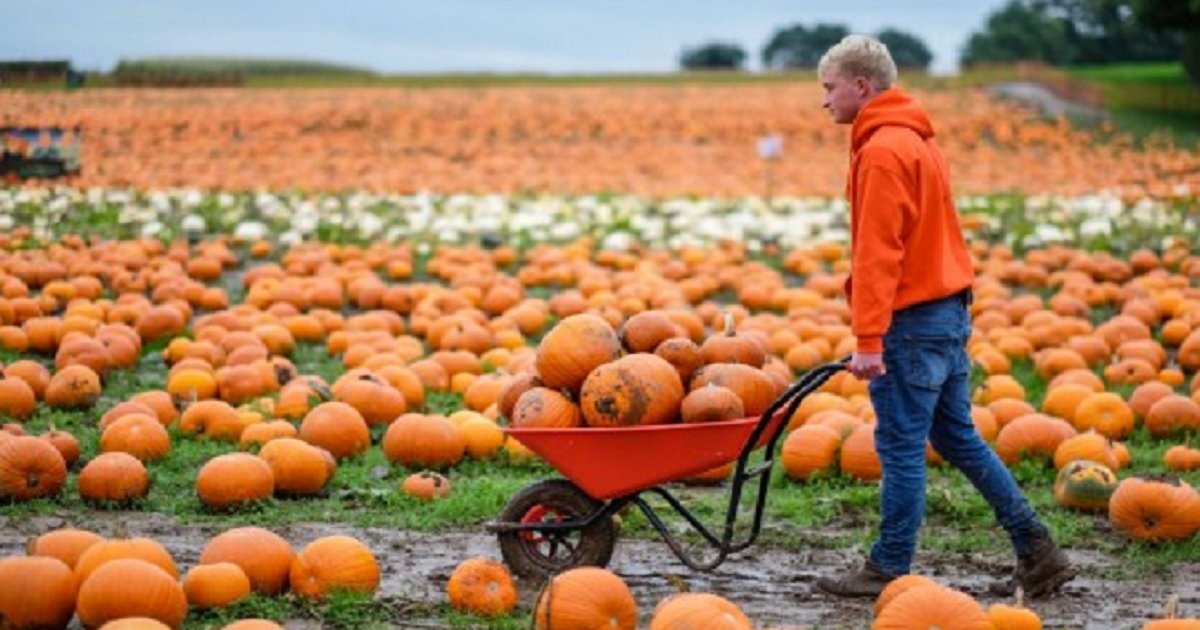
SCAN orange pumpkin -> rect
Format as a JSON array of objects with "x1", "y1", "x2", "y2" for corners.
[
  {"x1": 0, "y1": 555, "x2": 77, "y2": 630},
  {"x1": 79, "y1": 451, "x2": 151, "y2": 503},
  {"x1": 200, "y1": 527, "x2": 295, "y2": 595},
  {"x1": 446, "y1": 557, "x2": 518, "y2": 616},
  {"x1": 534, "y1": 567, "x2": 637, "y2": 630},
  {"x1": 0, "y1": 435, "x2": 67, "y2": 500},
  {"x1": 289, "y1": 536, "x2": 380, "y2": 600},
  {"x1": 76, "y1": 559, "x2": 188, "y2": 630}
]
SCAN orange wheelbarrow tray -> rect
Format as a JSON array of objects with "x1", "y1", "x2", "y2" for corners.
[{"x1": 485, "y1": 359, "x2": 846, "y2": 578}]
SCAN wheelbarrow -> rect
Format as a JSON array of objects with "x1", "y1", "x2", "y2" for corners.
[{"x1": 486, "y1": 359, "x2": 848, "y2": 578}]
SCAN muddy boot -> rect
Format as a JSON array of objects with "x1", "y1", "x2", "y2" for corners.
[
  {"x1": 989, "y1": 529, "x2": 1076, "y2": 598},
  {"x1": 816, "y1": 559, "x2": 898, "y2": 598}
]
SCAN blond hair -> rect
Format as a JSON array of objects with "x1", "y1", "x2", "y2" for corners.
[{"x1": 817, "y1": 35, "x2": 898, "y2": 91}]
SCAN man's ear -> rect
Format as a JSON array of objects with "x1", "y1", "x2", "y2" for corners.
[{"x1": 854, "y1": 76, "x2": 873, "y2": 98}]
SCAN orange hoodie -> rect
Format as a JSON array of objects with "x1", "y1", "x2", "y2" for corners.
[{"x1": 844, "y1": 88, "x2": 974, "y2": 353}]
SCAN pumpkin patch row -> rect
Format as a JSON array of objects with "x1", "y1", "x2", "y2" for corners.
[{"x1": 2, "y1": 525, "x2": 376, "y2": 629}]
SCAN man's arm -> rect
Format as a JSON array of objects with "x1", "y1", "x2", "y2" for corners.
[{"x1": 850, "y1": 163, "x2": 912, "y2": 355}]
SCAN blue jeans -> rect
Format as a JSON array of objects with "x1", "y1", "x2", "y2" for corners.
[{"x1": 866, "y1": 291, "x2": 1045, "y2": 575}]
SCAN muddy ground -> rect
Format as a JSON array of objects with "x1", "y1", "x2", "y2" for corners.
[{"x1": 2, "y1": 513, "x2": 1195, "y2": 629}]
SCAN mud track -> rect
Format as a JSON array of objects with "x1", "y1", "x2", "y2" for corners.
[{"x1": 2, "y1": 513, "x2": 1195, "y2": 628}]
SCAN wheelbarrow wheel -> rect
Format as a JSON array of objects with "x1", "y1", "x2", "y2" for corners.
[{"x1": 498, "y1": 479, "x2": 616, "y2": 578}]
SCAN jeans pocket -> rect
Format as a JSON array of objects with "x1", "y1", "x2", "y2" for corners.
[{"x1": 904, "y1": 336, "x2": 953, "y2": 391}]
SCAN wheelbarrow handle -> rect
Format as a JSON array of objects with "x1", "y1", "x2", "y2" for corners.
[{"x1": 739, "y1": 356, "x2": 849, "y2": 459}]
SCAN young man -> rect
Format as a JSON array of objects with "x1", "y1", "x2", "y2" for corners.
[{"x1": 812, "y1": 35, "x2": 1075, "y2": 598}]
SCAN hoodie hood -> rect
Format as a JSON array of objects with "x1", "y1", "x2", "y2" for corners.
[{"x1": 851, "y1": 88, "x2": 934, "y2": 152}]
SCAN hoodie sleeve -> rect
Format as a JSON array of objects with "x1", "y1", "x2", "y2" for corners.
[{"x1": 850, "y1": 163, "x2": 913, "y2": 353}]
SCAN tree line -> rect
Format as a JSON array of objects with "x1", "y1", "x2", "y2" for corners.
[{"x1": 680, "y1": 0, "x2": 1199, "y2": 83}]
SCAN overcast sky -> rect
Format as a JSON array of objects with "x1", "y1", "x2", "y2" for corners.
[{"x1": 2, "y1": 1, "x2": 1007, "y2": 75}]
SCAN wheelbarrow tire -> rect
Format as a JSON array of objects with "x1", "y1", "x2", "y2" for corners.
[{"x1": 498, "y1": 478, "x2": 616, "y2": 579}]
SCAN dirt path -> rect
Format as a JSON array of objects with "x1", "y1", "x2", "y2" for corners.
[{"x1": 2, "y1": 513, "x2": 1194, "y2": 628}]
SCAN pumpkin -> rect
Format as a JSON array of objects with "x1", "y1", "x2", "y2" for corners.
[
  {"x1": 1052, "y1": 430, "x2": 1119, "y2": 470},
  {"x1": 839, "y1": 424, "x2": 881, "y2": 481},
  {"x1": 74, "y1": 537, "x2": 180, "y2": 585},
  {"x1": 130, "y1": 390, "x2": 180, "y2": 426},
  {"x1": 100, "y1": 414, "x2": 171, "y2": 462},
  {"x1": 872, "y1": 584, "x2": 989, "y2": 629},
  {"x1": 994, "y1": 414, "x2": 1077, "y2": 466},
  {"x1": 1072, "y1": 392, "x2": 1134, "y2": 439},
  {"x1": 79, "y1": 452, "x2": 151, "y2": 503},
  {"x1": 459, "y1": 417, "x2": 506, "y2": 459},
  {"x1": 534, "y1": 567, "x2": 637, "y2": 630},
  {"x1": 653, "y1": 336, "x2": 705, "y2": 384},
  {"x1": 1164, "y1": 445, "x2": 1200, "y2": 472},
  {"x1": 463, "y1": 372, "x2": 511, "y2": 412},
  {"x1": 690, "y1": 363, "x2": 776, "y2": 417},
  {"x1": 239, "y1": 420, "x2": 299, "y2": 449},
  {"x1": 401, "y1": 470, "x2": 452, "y2": 500},
  {"x1": 1108, "y1": 477, "x2": 1200, "y2": 542},
  {"x1": 27, "y1": 527, "x2": 104, "y2": 569},
  {"x1": 535, "y1": 314, "x2": 622, "y2": 394},
  {"x1": 618, "y1": 310, "x2": 679, "y2": 354},
  {"x1": 875, "y1": 574, "x2": 939, "y2": 616},
  {"x1": 0, "y1": 435, "x2": 67, "y2": 500},
  {"x1": 44, "y1": 364, "x2": 102, "y2": 409},
  {"x1": 1053, "y1": 460, "x2": 1118, "y2": 512},
  {"x1": 76, "y1": 559, "x2": 188, "y2": 630},
  {"x1": 0, "y1": 372, "x2": 36, "y2": 419},
  {"x1": 512, "y1": 387, "x2": 583, "y2": 428},
  {"x1": 0, "y1": 555, "x2": 77, "y2": 630},
  {"x1": 446, "y1": 557, "x2": 518, "y2": 616},
  {"x1": 178, "y1": 400, "x2": 251, "y2": 441},
  {"x1": 298, "y1": 401, "x2": 371, "y2": 460},
  {"x1": 1144, "y1": 395, "x2": 1200, "y2": 438},
  {"x1": 196, "y1": 453, "x2": 275, "y2": 510},
  {"x1": 781, "y1": 424, "x2": 843, "y2": 482},
  {"x1": 649, "y1": 592, "x2": 751, "y2": 629},
  {"x1": 332, "y1": 372, "x2": 407, "y2": 425},
  {"x1": 200, "y1": 527, "x2": 295, "y2": 595},
  {"x1": 498, "y1": 372, "x2": 544, "y2": 420},
  {"x1": 4, "y1": 360, "x2": 51, "y2": 400},
  {"x1": 40, "y1": 425, "x2": 81, "y2": 466},
  {"x1": 289, "y1": 536, "x2": 380, "y2": 600},
  {"x1": 680, "y1": 384, "x2": 745, "y2": 423},
  {"x1": 383, "y1": 413, "x2": 465, "y2": 469},
  {"x1": 183, "y1": 562, "x2": 252, "y2": 608},
  {"x1": 985, "y1": 588, "x2": 1043, "y2": 630},
  {"x1": 700, "y1": 312, "x2": 765, "y2": 367},
  {"x1": 258, "y1": 438, "x2": 332, "y2": 496},
  {"x1": 580, "y1": 353, "x2": 684, "y2": 427}
]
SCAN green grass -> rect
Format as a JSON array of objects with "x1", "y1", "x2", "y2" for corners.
[{"x1": 1064, "y1": 63, "x2": 1192, "y2": 86}]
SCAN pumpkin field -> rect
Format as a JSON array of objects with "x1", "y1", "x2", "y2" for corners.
[{"x1": 0, "y1": 82, "x2": 1199, "y2": 629}]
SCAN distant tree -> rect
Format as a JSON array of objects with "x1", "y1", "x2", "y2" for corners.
[
  {"x1": 1033, "y1": 0, "x2": 1181, "y2": 64},
  {"x1": 1133, "y1": 0, "x2": 1200, "y2": 84},
  {"x1": 875, "y1": 28, "x2": 934, "y2": 70},
  {"x1": 679, "y1": 42, "x2": 748, "y2": 70},
  {"x1": 960, "y1": 1, "x2": 1075, "y2": 66},
  {"x1": 761, "y1": 23, "x2": 850, "y2": 70}
]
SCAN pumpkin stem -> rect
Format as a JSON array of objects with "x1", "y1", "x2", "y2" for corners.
[
  {"x1": 1015, "y1": 586, "x2": 1025, "y2": 608},
  {"x1": 1164, "y1": 593, "x2": 1180, "y2": 619},
  {"x1": 24, "y1": 535, "x2": 38, "y2": 555},
  {"x1": 721, "y1": 311, "x2": 735, "y2": 337}
]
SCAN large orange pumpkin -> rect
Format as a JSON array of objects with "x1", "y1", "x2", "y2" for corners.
[
  {"x1": 580, "y1": 353, "x2": 684, "y2": 427},
  {"x1": 76, "y1": 558, "x2": 188, "y2": 630},
  {"x1": 0, "y1": 555, "x2": 77, "y2": 630},
  {"x1": 289, "y1": 536, "x2": 380, "y2": 600},
  {"x1": 200, "y1": 527, "x2": 295, "y2": 595},
  {"x1": 534, "y1": 567, "x2": 637, "y2": 630}
]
